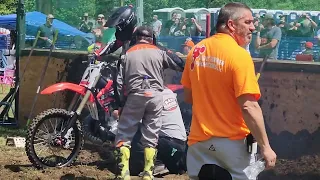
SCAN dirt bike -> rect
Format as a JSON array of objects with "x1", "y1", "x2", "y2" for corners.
[{"x1": 25, "y1": 42, "x2": 184, "y2": 169}]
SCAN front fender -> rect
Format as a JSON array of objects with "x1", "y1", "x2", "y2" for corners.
[
  {"x1": 41, "y1": 82, "x2": 95, "y2": 102},
  {"x1": 166, "y1": 84, "x2": 184, "y2": 92}
]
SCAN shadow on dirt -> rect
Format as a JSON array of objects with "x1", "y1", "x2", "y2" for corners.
[
  {"x1": 77, "y1": 142, "x2": 117, "y2": 174},
  {"x1": 4, "y1": 164, "x2": 34, "y2": 172},
  {"x1": 60, "y1": 173, "x2": 95, "y2": 180}
]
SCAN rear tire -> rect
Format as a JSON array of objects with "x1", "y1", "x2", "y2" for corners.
[
  {"x1": 25, "y1": 108, "x2": 84, "y2": 169},
  {"x1": 83, "y1": 115, "x2": 104, "y2": 145},
  {"x1": 82, "y1": 115, "x2": 116, "y2": 145}
]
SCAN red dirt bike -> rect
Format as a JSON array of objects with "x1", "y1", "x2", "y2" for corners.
[{"x1": 25, "y1": 42, "x2": 183, "y2": 169}]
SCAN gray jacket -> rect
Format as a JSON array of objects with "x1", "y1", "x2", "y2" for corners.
[{"x1": 116, "y1": 42, "x2": 185, "y2": 107}]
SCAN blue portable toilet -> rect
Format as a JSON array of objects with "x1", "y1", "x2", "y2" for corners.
[
  {"x1": 295, "y1": 11, "x2": 312, "y2": 22},
  {"x1": 288, "y1": 11, "x2": 298, "y2": 23},
  {"x1": 251, "y1": 8, "x2": 259, "y2": 17},
  {"x1": 258, "y1": 9, "x2": 267, "y2": 16},
  {"x1": 310, "y1": 11, "x2": 320, "y2": 24},
  {"x1": 305, "y1": 11, "x2": 312, "y2": 18},
  {"x1": 274, "y1": 10, "x2": 284, "y2": 24},
  {"x1": 252, "y1": 9, "x2": 267, "y2": 17},
  {"x1": 185, "y1": 8, "x2": 211, "y2": 34},
  {"x1": 153, "y1": 7, "x2": 186, "y2": 23},
  {"x1": 208, "y1": 8, "x2": 220, "y2": 28}
]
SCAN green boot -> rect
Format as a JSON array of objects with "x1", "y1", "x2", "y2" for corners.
[
  {"x1": 114, "y1": 146, "x2": 131, "y2": 180},
  {"x1": 142, "y1": 147, "x2": 157, "y2": 180}
]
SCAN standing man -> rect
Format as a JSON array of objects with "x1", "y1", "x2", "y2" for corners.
[
  {"x1": 152, "y1": 15, "x2": 162, "y2": 38},
  {"x1": 181, "y1": 2, "x2": 276, "y2": 180},
  {"x1": 115, "y1": 26, "x2": 184, "y2": 180},
  {"x1": 79, "y1": 13, "x2": 92, "y2": 33},
  {"x1": 37, "y1": 14, "x2": 57, "y2": 48},
  {"x1": 96, "y1": 14, "x2": 106, "y2": 28},
  {"x1": 255, "y1": 13, "x2": 282, "y2": 60}
]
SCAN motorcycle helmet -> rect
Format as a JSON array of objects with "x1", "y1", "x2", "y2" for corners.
[
  {"x1": 106, "y1": 6, "x2": 137, "y2": 42},
  {"x1": 105, "y1": 5, "x2": 137, "y2": 32}
]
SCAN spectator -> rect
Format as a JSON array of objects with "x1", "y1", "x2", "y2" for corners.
[
  {"x1": 287, "y1": 22, "x2": 301, "y2": 37},
  {"x1": 277, "y1": 21, "x2": 287, "y2": 36},
  {"x1": 255, "y1": 13, "x2": 282, "y2": 60},
  {"x1": 169, "y1": 18, "x2": 186, "y2": 36},
  {"x1": 164, "y1": 13, "x2": 178, "y2": 35},
  {"x1": 36, "y1": 14, "x2": 58, "y2": 48},
  {"x1": 279, "y1": 15, "x2": 286, "y2": 23},
  {"x1": 152, "y1": 15, "x2": 162, "y2": 38},
  {"x1": 186, "y1": 15, "x2": 203, "y2": 37},
  {"x1": 79, "y1": 13, "x2": 92, "y2": 33},
  {"x1": 96, "y1": 14, "x2": 106, "y2": 28},
  {"x1": 176, "y1": 37, "x2": 195, "y2": 56},
  {"x1": 297, "y1": 13, "x2": 317, "y2": 37},
  {"x1": 291, "y1": 41, "x2": 316, "y2": 60}
]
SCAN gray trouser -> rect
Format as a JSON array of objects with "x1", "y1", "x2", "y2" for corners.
[
  {"x1": 115, "y1": 89, "x2": 164, "y2": 148},
  {"x1": 187, "y1": 137, "x2": 257, "y2": 180}
]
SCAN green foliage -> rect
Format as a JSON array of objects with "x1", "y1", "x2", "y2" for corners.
[
  {"x1": 0, "y1": 0, "x2": 16, "y2": 15},
  {"x1": 25, "y1": 0, "x2": 36, "y2": 12},
  {"x1": 4, "y1": 0, "x2": 320, "y2": 26},
  {"x1": 52, "y1": 0, "x2": 96, "y2": 26}
]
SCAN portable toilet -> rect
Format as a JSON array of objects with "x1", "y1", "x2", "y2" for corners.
[
  {"x1": 281, "y1": 10, "x2": 290, "y2": 23},
  {"x1": 153, "y1": 7, "x2": 185, "y2": 23},
  {"x1": 288, "y1": 11, "x2": 298, "y2": 23},
  {"x1": 303, "y1": 11, "x2": 312, "y2": 18},
  {"x1": 251, "y1": 9, "x2": 258, "y2": 17},
  {"x1": 310, "y1": 11, "x2": 318, "y2": 23},
  {"x1": 295, "y1": 11, "x2": 311, "y2": 22},
  {"x1": 252, "y1": 9, "x2": 267, "y2": 17},
  {"x1": 208, "y1": 8, "x2": 220, "y2": 27},
  {"x1": 273, "y1": 10, "x2": 284, "y2": 24},
  {"x1": 185, "y1": 8, "x2": 210, "y2": 33},
  {"x1": 310, "y1": 11, "x2": 320, "y2": 24}
]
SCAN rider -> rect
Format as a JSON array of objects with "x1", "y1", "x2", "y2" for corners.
[
  {"x1": 94, "y1": 5, "x2": 151, "y2": 107},
  {"x1": 94, "y1": 5, "x2": 138, "y2": 58}
]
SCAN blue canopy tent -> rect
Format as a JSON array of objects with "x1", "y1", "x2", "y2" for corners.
[
  {"x1": 0, "y1": 11, "x2": 95, "y2": 49},
  {"x1": 0, "y1": 14, "x2": 16, "y2": 30}
]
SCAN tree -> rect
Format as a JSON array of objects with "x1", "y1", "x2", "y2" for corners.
[
  {"x1": 0, "y1": 0, "x2": 16, "y2": 15},
  {"x1": 25, "y1": 0, "x2": 36, "y2": 12}
]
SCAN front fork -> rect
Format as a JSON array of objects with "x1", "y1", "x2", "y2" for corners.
[{"x1": 61, "y1": 74, "x2": 101, "y2": 137}]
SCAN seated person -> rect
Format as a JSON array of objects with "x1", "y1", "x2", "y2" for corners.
[
  {"x1": 291, "y1": 41, "x2": 315, "y2": 60},
  {"x1": 175, "y1": 37, "x2": 195, "y2": 56}
]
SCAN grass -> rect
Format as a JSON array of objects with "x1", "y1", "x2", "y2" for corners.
[
  {"x1": 0, "y1": 126, "x2": 27, "y2": 146},
  {"x1": 0, "y1": 126, "x2": 27, "y2": 137}
]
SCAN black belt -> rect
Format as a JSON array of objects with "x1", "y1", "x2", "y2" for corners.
[{"x1": 159, "y1": 136, "x2": 186, "y2": 145}]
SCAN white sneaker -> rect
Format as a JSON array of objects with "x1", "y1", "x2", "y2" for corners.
[{"x1": 153, "y1": 163, "x2": 169, "y2": 176}]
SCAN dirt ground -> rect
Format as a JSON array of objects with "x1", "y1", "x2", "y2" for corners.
[
  {"x1": 1, "y1": 128, "x2": 320, "y2": 180},
  {"x1": 0, "y1": 137, "x2": 188, "y2": 180}
]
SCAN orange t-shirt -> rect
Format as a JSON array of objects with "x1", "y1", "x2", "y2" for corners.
[{"x1": 181, "y1": 33, "x2": 261, "y2": 146}]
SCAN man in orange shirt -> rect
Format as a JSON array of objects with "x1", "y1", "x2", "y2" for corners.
[{"x1": 180, "y1": 2, "x2": 276, "y2": 180}]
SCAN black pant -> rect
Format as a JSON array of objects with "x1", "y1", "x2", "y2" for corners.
[{"x1": 129, "y1": 128, "x2": 187, "y2": 176}]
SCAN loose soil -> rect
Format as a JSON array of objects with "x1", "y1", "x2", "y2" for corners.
[
  {"x1": 0, "y1": 127, "x2": 320, "y2": 180},
  {"x1": 0, "y1": 131, "x2": 189, "y2": 180}
]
